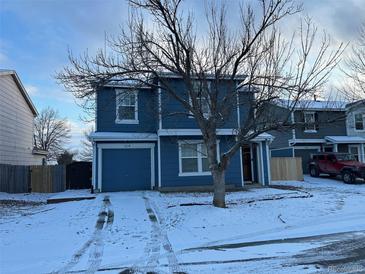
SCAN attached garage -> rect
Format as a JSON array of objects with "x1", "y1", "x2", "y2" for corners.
[
  {"x1": 98, "y1": 143, "x2": 155, "y2": 191},
  {"x1": 294, "y1": 147, "x2": 320, "y2": 174}
]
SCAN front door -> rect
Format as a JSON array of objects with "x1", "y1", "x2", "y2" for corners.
[
  {"x1": 349, "y1": 145, "x2": 360, "y2": 161},
  {"x1": 242, "y1": 145, "x2": 253, "y2": 183}
]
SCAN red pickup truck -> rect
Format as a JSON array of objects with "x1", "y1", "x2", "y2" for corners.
[{"x1": 308, "y1": 153, "x2": 365, "y2": 184}]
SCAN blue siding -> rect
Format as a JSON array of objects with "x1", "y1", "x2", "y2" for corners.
[
  {"x1": 160, "y1": 136, "x2": 242, "y2": 187},
  {"x1": 271, "y1": 148, "x2": 294, "y2": 157},
  {"x1": 96, "y1": 87, "x2": 158, "y2": 133},
  {"x1": 102, "y1": 148, "x2": 151, "y2": 191},
  {"x1": 294, "y1": 110, "x2": 346, "y2": 139},
  {"x1": 161, "y1": 78, "x2": 238, "y2": 129}
]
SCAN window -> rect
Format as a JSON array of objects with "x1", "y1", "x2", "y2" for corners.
[
  {"x1": 179, "y1": 141, "x2": 217, "y2": 176},
  {"x1": 189, "y1": 81, "x2": 210, "y2": 118},
  {"x1": 349, "y1": 145, "x2": 360, "y2": 161},
  {"x1": 354, "y1": 113, "x2": 364, "y2": 131},
  {"x1": 304, "y1": 112, "x2": 317, "y2": 132},
  {"x1": 116, "y1": 89, "x2": 138, "y2": 124}
]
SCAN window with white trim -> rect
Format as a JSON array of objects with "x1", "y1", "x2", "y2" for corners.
[
  {"x1": 354, "y1": 113, "x2": 364, "y2": 131},
  {"x1": 189, "y1": 81, "x2": 210, "y2": 118},
  {"x1": 115, "y1": 89, "x2": 138, "y2": 124},
  {"x1": 179, "y1": 141, "x2": 214, "y2": 175},
  {"x1": 304, "y1": 112, "x2": 317, "y2": 132}
]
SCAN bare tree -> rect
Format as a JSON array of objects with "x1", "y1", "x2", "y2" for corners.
[
  {"x1": 342, "y1": 23, "x2": 365, "y2": 100},
  {"x1": 57, "y1": 0, "x2": 344, "y2": 207},
  {"x1": 79, "y1": 126, "x2": 94, "y2": 161},
  {"x1": 34, "y1": 107, "x2": 71, "y2": 161}
]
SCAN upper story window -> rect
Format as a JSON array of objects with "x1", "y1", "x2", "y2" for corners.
[
  {"x1": 304, "y1": 111, "x2": 317, "y2": 132},
  {"x1": 115, "y1": 89, "x2": 138, "y2": 124},
  {"x1": 179, "y1": 140, "x2": 216, "y2": 176},
  {"x1": 354, "y1": 113, "x2": 364, "y2": 131},
  {"x1": 190, "y1": 81, "x2": 211, "y2": 118}
]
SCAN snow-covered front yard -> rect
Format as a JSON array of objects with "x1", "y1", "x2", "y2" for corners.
[{"x1": 1, "y1": 176, "x2": 365, "y2": 273}]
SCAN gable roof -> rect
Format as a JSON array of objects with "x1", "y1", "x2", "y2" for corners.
[
  {"x1": 274, "y1": 99, "x2": 347, "y2": 111},
  {"x1": 0, "y1": 69, "x2": 38, "y2": 116}
]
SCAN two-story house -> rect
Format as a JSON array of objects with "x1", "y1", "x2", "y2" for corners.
[
  {"x1": 270, "y1": 100, "x2": 365, "y2": 173},
  {"x1": 90, "y1": 74, "x2": 273, "y2": 192},
  {"x1": 0, "y1": 69, "x2": 47, "y2": 165}
]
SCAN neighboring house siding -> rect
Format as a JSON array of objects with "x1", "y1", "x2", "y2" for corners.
[
  {"x1": 96, "y1": 87, "x2": 158, "y2": 133},
  {"x1": 159, "y1": 136, "x2": 242, "y2": 187},
  {"x1": 294, "y1": 110, "x2": 346, "y2": 139},
  {"x1": 0, "y1": 75, "x2": 42, "y2": 165},
  {"x1": 346, "y1": 105, "x2": 365, "y2": 137}
]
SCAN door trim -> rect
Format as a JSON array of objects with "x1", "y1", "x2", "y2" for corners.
[{"x1": 98, "y1": 143, "x2": 155, "y2": 192}]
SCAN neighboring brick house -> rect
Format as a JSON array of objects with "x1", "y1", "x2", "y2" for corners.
[
  {"x1": 0, "y1": 70, "x2": 47, "y2": 165},
  {"x1": 90, "y1": 74, "x2": 273, "y2": 192}
]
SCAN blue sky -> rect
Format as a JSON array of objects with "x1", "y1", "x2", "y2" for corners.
[{"x1": 1, "y1": 0, "x2": 364, "y2": 150}]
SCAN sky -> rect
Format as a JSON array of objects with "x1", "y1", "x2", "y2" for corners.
[{"x1": 1, "y1": 0, "x2": 365, "y2": 150}]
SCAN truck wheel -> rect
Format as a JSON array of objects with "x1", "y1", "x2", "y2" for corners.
[
  {"x1": 310, "y1": 166, "x2": 319, "y2": 177},
  {"x1": 342, "y1": 171, "x2": 355, "y2": 184}
]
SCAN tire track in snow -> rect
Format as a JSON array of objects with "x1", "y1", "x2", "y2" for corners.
[
  {"x1": 85, "y1": 196, "x2": 114, "y2": 274},
  {"x1": 141, "y1": 195, "x2": 181, "y2": 274},
  {"x1": 55, "y1": 196, "x2": 114, "y2": 274}
]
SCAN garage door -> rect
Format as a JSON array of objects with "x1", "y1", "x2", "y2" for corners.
[
  {"x1": 294, "y1": 148, "x2": 320, "y2": 174},
  {"x1": 100, "y1": 144, "x2": 154, "y2": 191}
]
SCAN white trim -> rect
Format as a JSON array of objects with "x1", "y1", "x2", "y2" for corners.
[
  {"x1": 266, "y1": 142, "x2": 271, "y2": 185},
  {"x1": 333, "y1": 144, "x2": 338, "y2": 152},
  {"x1": 353, "y1": 112, "x2": 365, "y2": 132},
  {"x1": 115, "y1": 89, "x2": 139, "y2": 124},
  {"x1": 236, "y1": 82, "x2": 241, "y2": 127},
  {"x1": 270, "y1": 146, "x2": 294, "y2": 151},
  {"x1": 177, "y1": 140, "x2": 220, "y2": 177},
  {"x1": 291, "y1": 112, "x2": 296, "y2": 140},
  {"x1": 90, "y1": 132, "x2": 158, "y2": 141},
  {"x1": 158, "y1": 82, "x2": 162, "y2": 130},
  {"x1": 92, "y1": 142, "x2": 97, "y2": 190},
  {"x1": 97, "y1": 143, "x2": 155, "y2": 191},
  {"x1": 303, "y1": 111, "x2": 317, "y2": 132},
  {"x1": 260, "y1": 142, "x2": 265, "y2": 185},
  {"x1": 256, "y1": 142, "x2": 263, "y2": 184},
  {"x1": 157, "y1": 137, "x2": 162, "y2": 188},
  {"x1": 289, "y1": 138, "x2": 326, "y2": 144},
  {"x1": 325, "y1": 136, "x2": 365, "y2": 144},
  {"x1": 158, "y1": 128, "x2": 238, "y2": 136},
  {"x1": 239, "y1": 146, "x2": 244, "y2": 187},
  {"x1": 294, "y1": 146, "x2": 321, "y2": 150},
  {"x1": 361, "y1": 143, "x2": 365, "y2": 163}
]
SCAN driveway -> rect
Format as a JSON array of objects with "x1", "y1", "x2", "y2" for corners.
[{"x1": 1, "y1": 176, "x2": 365, "y2": 273}]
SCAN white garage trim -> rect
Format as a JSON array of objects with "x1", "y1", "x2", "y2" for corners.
[{"x1": 97, "y1": 143, "x2": 155, "y2": 192}]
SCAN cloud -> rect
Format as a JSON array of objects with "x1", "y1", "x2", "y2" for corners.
[
  {"x1": 24, "y1": 84, "x2": 39, "y2": 96},
  {"x1": 66, "y1": 120, "x2": 94, "y2": 151}
]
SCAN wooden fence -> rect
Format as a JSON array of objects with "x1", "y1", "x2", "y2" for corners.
[
  {"x1": 270, "y1": 157, "x2": 303, "y2": 181},
  {"x1": 0, "y1": 164, "x2": 30, "y2": 193},
  {"x1": 0, "y1": 164, "x2": 66, "y2": 193}
]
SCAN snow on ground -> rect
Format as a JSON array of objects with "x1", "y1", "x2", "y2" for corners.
[{"x1": 1, "y1": 175, "x2": 365, "y2": 273}]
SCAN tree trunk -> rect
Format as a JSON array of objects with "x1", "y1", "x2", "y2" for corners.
[{"x1": 212, "y1": 169, "x2": 226, "y2": 208}]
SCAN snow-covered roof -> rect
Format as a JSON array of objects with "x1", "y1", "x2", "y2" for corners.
[
  {"x1": 275, "y1": 99, "x2": 347, "y2": 111},
  {"x1": 325, "y1": 136, "x2": 365, "y2": 144},
  {"x1": 90, "y1": 132, "x2": 158, "y2": 141}
]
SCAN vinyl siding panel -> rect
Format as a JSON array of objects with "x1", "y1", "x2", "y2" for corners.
[
  {"x1": 159, "y1": 136, "x2": 242, "y2": 187},
  {"x1": 161, "y1": 78, "x2": 238, "y2": 129},
  {"x1": 0, "y1": 75, "x2": 42, "y2": 165},
  {"x1": 347, "y1": 105, "x2": 365, "y2": 137},
  {"x1": 96, "y1": 87, "x2": 158, "y2": 133},
  {"x1": 294, "y1": 110, "x2": 346, "y2": 139}
]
